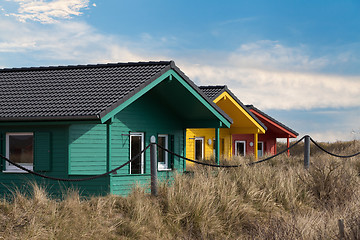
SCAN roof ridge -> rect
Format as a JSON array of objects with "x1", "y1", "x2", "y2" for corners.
[
  {"x1": 0, "y1": 60, "x2": 173, "y2": 72},
  {"x1": 199, "y1": 85, "x2": 227, "y2": 89}
]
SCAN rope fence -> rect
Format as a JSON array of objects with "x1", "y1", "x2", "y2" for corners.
[
  {"x1": 157, "y1": 136, "x2": 308, "y2": 167},
  {"x1": 0, "y1": 144, "x2": 150, "y2": 182},
  {"x1": 0, "y1": 135, "x2": 359, "y2": 186},
  {"x1": 158, "y1": 135, "x2": 360, "y2": 168},
  {"x1": 310, "y1": 137, "x2": 360, "y2": 158},
  {"x1": 248, "y1": 136, "x2": 305, "y2": 165}
]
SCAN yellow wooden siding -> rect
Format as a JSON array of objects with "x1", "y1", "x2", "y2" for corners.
[{"x1": 186, "y1": 128, "x2": 232, "y2": 168}]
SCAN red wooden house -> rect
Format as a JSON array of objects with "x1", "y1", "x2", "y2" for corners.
[{"x1": 232, "y1": 105, "x2": 298, "y2": 157}]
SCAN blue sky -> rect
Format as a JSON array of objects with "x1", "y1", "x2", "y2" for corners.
[{"x1": 0, "y1": 0, "x2": 359, "y2": 141}]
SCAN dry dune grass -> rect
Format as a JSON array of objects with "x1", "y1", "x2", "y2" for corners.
[
  {"x1": 278, "y1": 138, "x2": 360, "y2": 157},
  {"x1": 0, "y1": 141, "x2": 359, "y2": 239}
]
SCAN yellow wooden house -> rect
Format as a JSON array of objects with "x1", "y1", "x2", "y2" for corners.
[{"x1": 186, "y1": 86, "x2": 267, "y2": 167}]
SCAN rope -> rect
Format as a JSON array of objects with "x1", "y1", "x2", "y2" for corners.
[
  {"x1": 248, "y1": 136, "x2": 305, "y2": 165},
  {"x1": 310, "y1": 137, "x2": 360, "y2": 158},
  {"x1": 157, "y1": 143, "x2": 240, "y2": 168},
  {"x1": 2, "y1": 134, "x2": 356, "y2": 182},
  {"x1": 156, "y1": 136, "x2": 305, "y2": 168},
  {"x1": 0, "y1": 144, "x2": 151, "y2": 182}
]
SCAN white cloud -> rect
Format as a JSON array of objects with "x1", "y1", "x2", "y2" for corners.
[
  {"x1": 228, "y1": 40, "x2": 330, "y2": 71},
  {"x1": 177, "y1": 42, "x2": 360, "y2": 142},
  {"x1": 0, "y1": 15, "x2": 166, "y2": 66},
  {"x1": 217, "y1": 17, "x2": 257, "y2": 26},
  {"x1": 309, "y1": 130, "x2": 357, "y2": 142},
  {"x1": 181, "y1": 64, "x2": 360, "y2": 110},
  {"x1": 178, "y1": 41, "x2": 360, "y2": 111},
  {"x1": 297, "y1": 109, "x2": 359, "y2": 142},
  {"x1": 5, "y1": 0, "x2": 90, "y2": 24},
  {"x1": 284, "y1": 130, "x2": 355, "y2": 143}
]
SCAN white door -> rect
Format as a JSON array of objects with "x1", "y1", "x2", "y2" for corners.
[
  {"x1": 130, "y1": 132, "x2": 144, "y2": 174},
  {"x1": 194, "y1": 137, "x2": 204, "y2": 160},
  {"x1": 258, "y1": 142, "x2": 264, "y2": 157},
  {"x1": 157, "y1": 134, "x2": 168, "y2": 170},
  {"x1": 235, "y1": 141, "x2": 246, "y2": 156}
]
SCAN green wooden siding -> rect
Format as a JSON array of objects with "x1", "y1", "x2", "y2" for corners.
[
  {"x1": 110, "y1": 91, "x2": 185, "y2": 195},
  {"x1": 68, "y1": 124, "x2": 107, "y2": 175},
  {"x1": 0, "y1": 125, "x2": 109, "y2": 198},
  {"x1": 0, "y1": 126, "x2": 68, "y2": 197}
]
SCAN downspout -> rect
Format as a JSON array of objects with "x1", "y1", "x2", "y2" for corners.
[
  {"x1": 254, "y1": 133, "x2": 258, "y2": 159},
  {"x1": 106, "y1": 118, "x2": 113, "y2": 193},
  {"x1": 229, "y1": 134, "x2": 232, "y2": 159},
  {"x1": 215, "y1": 127, "x2": 220, "y2": 164}
]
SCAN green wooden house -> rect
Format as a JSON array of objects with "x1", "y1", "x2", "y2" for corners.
[{"x1": 0, "y1": 61, "x2": 232, "y2": 196}]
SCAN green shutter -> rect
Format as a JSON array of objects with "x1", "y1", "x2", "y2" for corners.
[
  {"x1": 34, "y1": 132, "x2": 51, "y2": 172},
  {"x1": 169, "y1": 135, "x2": 174, "y2": 169},
  {"x1": 0, "y1": 132, "x2": 4, "y2": 171}
]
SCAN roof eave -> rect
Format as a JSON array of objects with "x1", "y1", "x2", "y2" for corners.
[
  {"x1": 0, "y1": 115, "x2": 100, "y2": 122},
  {"x1": 247, "y1": 105, "x2": 299, "y2": 136}
]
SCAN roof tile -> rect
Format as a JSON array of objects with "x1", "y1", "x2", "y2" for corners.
[{"x1": 199, "y1": 85, "x2": 226, "y2": 100}]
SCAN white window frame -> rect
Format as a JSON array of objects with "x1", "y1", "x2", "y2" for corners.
[
  {"x1": 258, "y1": 141, "x2": 264, "y2": 157},
  {"x1": 5, "y1": 132, "x2": 34, "y2": 173},
  {"x1": 235, "y1": 140, "x2": 246, "y2": 157},
  {"x1": 129, "y1": 132, "x2": 144, "y2": 174},
  {"x1": 194, "y1": 137, "x2": 204, "y2": 160},
  {"x1": 157, "y1": 134, "x2": 169, "y2": 171}
]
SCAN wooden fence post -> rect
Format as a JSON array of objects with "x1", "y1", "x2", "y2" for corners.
[
  {"x1": 338, "y1": 219, "x2": 345, "y2": 239},
  {"x1": 150, "y1": 135, "x2": 158, "y2": 196},
  {"x1": 304, "y1": 135, "x2": 310, "y2": 169}
]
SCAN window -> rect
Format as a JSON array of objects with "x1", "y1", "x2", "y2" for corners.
[
  {"x1": 258, "y1": 142, "x2": 264, "y2": 157},
  {"x1": 235, "y1": 141, "x2": 246, "y2": 157},
  {"x1": 195, "y1": 137, "x2": 204, "y2": 160},
  {"x1": 157, "y1": 134, "x2": 169, "y2": 170},
  {"x1": 5, "y1": 132, "x2": 34, "y2": 172},
  {"x1": 130, "y1": 133, "x2": 144, "y2": 174}
]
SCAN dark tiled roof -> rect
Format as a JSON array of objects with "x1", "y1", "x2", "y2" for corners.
[
  {"x1": 0, "y1": 61, "x2": 171, "y2": 121},
  {"x1": 200, "y1": 85, "x2": 267, "y2": 131},
  {"x1": 199, "y1": 86, "x2": 226, "y2": 100},
  {"x1": 0, "y1": 61, "x2": 232, "y2": 124},
  {"x1": 246, "y1": 105, "x2": 299, "y2": 136}
]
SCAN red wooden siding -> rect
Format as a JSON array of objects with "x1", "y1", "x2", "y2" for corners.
[
  {"x1": 232, "y1": 134, "x2": 277, "y2": 156},
  {"x1": 232, "y1": 106, "x2": 298, "y2": 157}
]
